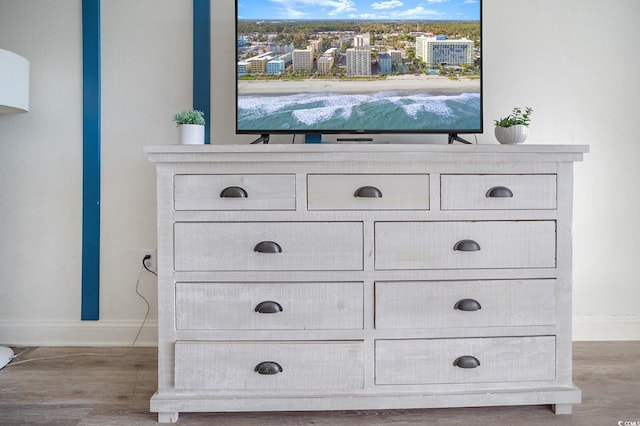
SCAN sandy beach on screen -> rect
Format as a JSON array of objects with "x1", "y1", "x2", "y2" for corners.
[{"x1": 238, "y1": 75, "x2": 480, "y2": 96}]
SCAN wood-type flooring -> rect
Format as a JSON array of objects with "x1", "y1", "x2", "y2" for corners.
[{"x1": 0, "y1": 341, "x2": 638, "y2": 425}]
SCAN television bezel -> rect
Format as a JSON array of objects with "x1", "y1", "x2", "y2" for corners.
[{"x1": 235, "y1": 0, "x2": 483, "y2": 138}]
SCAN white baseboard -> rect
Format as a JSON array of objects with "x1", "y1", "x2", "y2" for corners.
[
  {"x1": 0, "y1": 319, "x2": 158, "y2": 347},
  {"x1": 1, "y1": 316, "x2": 638, "y2": 346},
  {"x1": 573, "y1": 314, "x2": 640, "y2": 341}
]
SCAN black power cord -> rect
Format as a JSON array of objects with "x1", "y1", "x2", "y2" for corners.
[{"x1": 142, "y1": 254, "x2": 157, "y2": 276}]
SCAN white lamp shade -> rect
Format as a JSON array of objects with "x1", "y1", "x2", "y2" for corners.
[{"x1": 0, "y1": 48, "x2": 30, "y2": 113}]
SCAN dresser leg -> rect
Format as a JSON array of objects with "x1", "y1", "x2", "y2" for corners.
[
  {"x1": 552, "y1": 404, "x2": 572, "y2": 414},
  {"x1": 158, "y1": 411, "x2": 179, "y2": 423}
]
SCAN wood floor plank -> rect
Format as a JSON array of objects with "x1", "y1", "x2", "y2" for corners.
[
  {"x1": 0, "y1": 342, "x2": 638, "y2": 425},
  {"x1": 0, "y1": 405, "x2": 93, "y2": 425}
]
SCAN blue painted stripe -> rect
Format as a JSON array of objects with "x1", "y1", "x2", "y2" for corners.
[
  {"x1": 193, "y1": 0, "x2": 211, "y2": 144},
  {"x1": 81, "y1": 0, "x2": 101, "y2": 320}
]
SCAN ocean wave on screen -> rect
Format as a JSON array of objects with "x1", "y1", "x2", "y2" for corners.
[
  {"x1": 237, "y1": 91, "x2": 480, "y2": 131},
  {"x1": 387, "y1": 92, "x2": 479, "y2": 120},
  {"x1": 237, "y1": 95, "x2": 302, "y2": 119},
  {"x1": 292, "y1": 104, "x2": 351, "y2": 126},
  {"x1": 291, "y1": 93, "x2": 374, "y2": 125}
]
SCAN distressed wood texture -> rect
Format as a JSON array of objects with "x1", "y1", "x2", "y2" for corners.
[
  {"x1": 374, "y1": 279, "x2": 556, "y2": 329},
  {"x1": 307, "y1": 174, "x2": 430, "y2": 210},
  {"x1": 174, "y1": 174, "x2": 296, "y2": 211},
  {"x1": 375, "y1": 336, "x2": 556, "y2": 385},
  {"x1": 175, "y1": 281, "x2": 364, "y2": 330},
  {"x1": 374, "y1": 220, "x2": 556, "y2": 270},
  {"x1": 174, "y1": 221, "x2": 364, "y2": 271},
  {"x1": 174, "y1": 341, "x2": 364, "y2": 390},
  {"x1": 144, "y1": 144, "x2": 588, "y2": 422},
  {"x1": 440, "y1": 174, "x2": 557, "y2": 210}
]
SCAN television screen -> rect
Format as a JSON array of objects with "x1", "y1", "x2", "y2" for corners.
[{"x1": 236, "y1": 0, "x2": 481, "y2": 137}]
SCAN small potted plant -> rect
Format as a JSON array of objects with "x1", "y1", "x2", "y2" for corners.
[
  {"x1": 173, "y1": 109, "x2": 205, "y2": 145},
  {"x1": 494, "y1": 106, "x2": 533, "y2": 144}
]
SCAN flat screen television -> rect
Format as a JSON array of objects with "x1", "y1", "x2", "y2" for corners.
[{"x1": 236, "y1": 0, "x2": 481, "y2": 143}]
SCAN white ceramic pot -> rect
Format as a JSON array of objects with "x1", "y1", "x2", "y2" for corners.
[
  {"x1": 495, "y1": 124, "x2": 528, "y2": 144},
  {"x1": 178, "y1": 124, "x2": 205, "y2": 145}
]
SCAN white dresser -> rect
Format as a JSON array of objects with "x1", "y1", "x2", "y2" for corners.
[{"x1": 144, "y1": 144, "x2": 588, "y2": 423}]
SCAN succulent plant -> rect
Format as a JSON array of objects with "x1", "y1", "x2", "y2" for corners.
[{"x1": 172, "y1": 109, "x2": 205, "y2": 126}]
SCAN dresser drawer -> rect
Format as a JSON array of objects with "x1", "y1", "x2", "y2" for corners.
[
  {"x1": 175, "y1": 341, "x2": 364, "y2": 391},
  {"x1": 175, "y1": 222, "x2": 363, "y2": 271},
  {"x1": 375, "y1": 221, "x2": 556, "y2": 270},
  {"x1": 307, "y1": 174, "x2": 429, "y2": 210},
  {"x1": 174, "y1": 174, "x2": 295, "y2": 210},
  {"x1": 375, "y1": 336, "x2": 556, "y2": 385},
  {"x1": 375, "y1": 280, "x2": 556, "y2": 329},
  {"x1": 176, "y1": 282, "x2": 364, "y2": 330},
  {"x1": 440, "y1": 174, "x2": 556, "y2": 210}
]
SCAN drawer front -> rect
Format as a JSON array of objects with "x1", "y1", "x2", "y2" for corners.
[
  {"x1": 375, "y1": 280, "x2": 556, "y2": 329},
  {"x1": 375, "y1": 221, "x2": 556, "y2": 270},
  {"x1": 176, "y1": 282, "x2": 364, "y2": 330},
  {"x1": 440, "y1": 174, "x2": 556, "y2": 210},
  {"x1": 175, "y1": 341, "x2": 364, "y2": 390},
  {"x1": 375, "y1": 336, "x2": 556, "y2": 385},
  {"x1": 174, "y1": 174, "x2": 295, "y2": 210},
  {"x1": 307, "y1": 174, "x2": 429, "y2": 210},
  {"x1": 175, "y1": 222, "x2": 363, "y2": 271}
]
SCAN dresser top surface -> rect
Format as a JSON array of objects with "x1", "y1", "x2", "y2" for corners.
[{"x1": 144, "y1": 143, "x2": 588, "y2": 163}]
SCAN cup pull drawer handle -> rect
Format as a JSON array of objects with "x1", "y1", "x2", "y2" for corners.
[
  {"x1": 354, "y1": 186, "x2": 383, "y2": 198},
  {"x1": 220, "y1": 186, "x2": 248, "y2": 198},
  {"x1": 486, "y1": 186, "x2": 513, "y2": 198},
  {"x1": 454, "y1": 239, "x2": 481, "y2": 251},
  {"x1": 453, "y1": 356, "x2": 481, "y2": 369},
  {"x1": 255, "y1": 301, "x2": 283, "y2": 314},
  {"x1": 254, "y1": 241, "x2": 282, "y2": 253},
  {"x1": 254, "y1": 361, "x2": 283, "y2": 375},
  {"x1": 454, "y1": 298, "x2": 482, "y2": 311}
]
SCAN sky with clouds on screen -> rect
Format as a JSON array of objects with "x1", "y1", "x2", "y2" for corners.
[{"x1": 237, "y1": 0, "x2": 480, "y2": 21}]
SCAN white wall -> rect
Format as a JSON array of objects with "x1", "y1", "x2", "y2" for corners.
[
  {"x1": 0, "y1": 0, "x2": 191, "y2": 345},
  {"x1": 480, "y1": 0, "x2": 640, "y2": 340},
  {"x1": 0, "y1": 0, "x2": 638, "y2": 345},
  {"x1": 0, "y1": 0, "x2": 85, "y2": 343}
]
